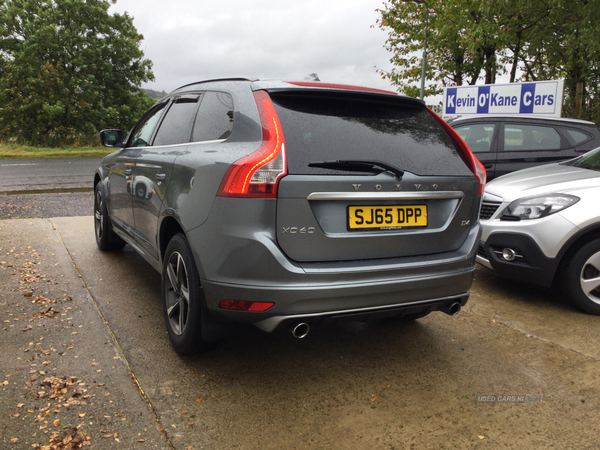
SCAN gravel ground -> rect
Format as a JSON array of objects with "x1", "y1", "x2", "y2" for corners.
[{"x1": 0, "y1": 192, "x2": 94, "y2": 219}]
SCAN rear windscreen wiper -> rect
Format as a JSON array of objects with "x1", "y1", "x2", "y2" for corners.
[{"x1": 308, "y1": 160, "x2": 405, "y2": 179}]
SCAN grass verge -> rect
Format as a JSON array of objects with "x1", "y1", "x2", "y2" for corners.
[{"x1": 0, "y1": 144, "x2": 115, "y2": 159}]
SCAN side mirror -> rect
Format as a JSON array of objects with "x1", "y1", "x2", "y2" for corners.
[{"x1": 99, "y1": 129, "x2": 124, "y2": 148}]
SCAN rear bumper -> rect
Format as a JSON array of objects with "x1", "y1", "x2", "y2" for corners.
[
  {"x1": 200, "y1": 221, "x2": 479, "y2": 330},
  {"x1": 202, "y1": 269, "x2": 474, "y2": 332},
  {"x1": 189, "y1": 199, "x2": 480, "y2": 332}
]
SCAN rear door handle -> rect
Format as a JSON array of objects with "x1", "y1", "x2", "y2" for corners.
[
  {"x1": 484, "y1": 164, "x2": 493, "y2": 169},
  {"x1": 155, "y1": 173, "x2": 167, "y2": 182}
]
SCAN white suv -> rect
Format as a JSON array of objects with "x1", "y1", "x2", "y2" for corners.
[{"x1": 478, "y1": 147, "x2": 600, "y2": 314}]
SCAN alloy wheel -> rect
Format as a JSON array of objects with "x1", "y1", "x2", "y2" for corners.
[
  {"x1": 94, "y1": 190, "x2": 104, "y2": 240},
  {"x1": 165, "y1": 251, "x2": 190, "y2": 336},
  {"x1": 580, "y1": 250, "x2": 600, "y2": 305}
]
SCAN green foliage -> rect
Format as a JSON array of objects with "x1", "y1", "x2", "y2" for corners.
[
  {"x1": 0, "y1": 0, "x2": 155, "y2": 146},
  {"x1": 0, "y1": 142, "x2": 114, "y2": 158},
  {"x1": 377, "y1": 0, "x2": 507, "y2": 98},
  {"x1": 377, "y1": 0, "x2": 600, "y2": 123}
]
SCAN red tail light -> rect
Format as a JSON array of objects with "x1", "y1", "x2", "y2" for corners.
[
  {"x1": 426, "y1": 108, "x2": 486, "y2": 196},
  {"x1": 219, "y1": 300, "x2": 274, "y2": 312},
  {"x1": 218, "y1": 91, "x2": 286, "y2": 198}
]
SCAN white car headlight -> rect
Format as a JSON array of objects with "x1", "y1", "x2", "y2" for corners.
[{"x1": 500, "y1": 194, "x2": 580, "y2": 220}]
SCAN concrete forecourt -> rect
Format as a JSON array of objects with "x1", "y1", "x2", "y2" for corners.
[{"x1": 1, "y1": 216, "x2": 599, "y2": 449}]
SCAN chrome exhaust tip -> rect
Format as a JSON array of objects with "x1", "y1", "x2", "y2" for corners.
[
  {"x1": 440, "y1": 302, "x2": 461, "y2": 316},
  {"x1": 289, "y1": 322, "x2": 310, "y2": 339}
]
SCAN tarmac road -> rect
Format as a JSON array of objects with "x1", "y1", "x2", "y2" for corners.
[
  {"x1": 0, "y1": 156, "x2": 97, "y2": 220},
  {"x1": 2, "y1": 216, "x2": 598, "y2": 449},
  {"x1": 0, "y1": 158, "x2": 101, "y2": 194}
]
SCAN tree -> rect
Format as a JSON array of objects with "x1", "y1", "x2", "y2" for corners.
[
  {"x1": 376, "y1": 0, "x2": 508, "y2": 98},
  {"x1": 517, "y1": 0, "x2": 600, "y2": 121},
  {"x1": 377, "y1": 0, "x2": 600, "y2": 123},
  {"x1": 0, "y1": 0, "x2": 154, "y2": 146}
]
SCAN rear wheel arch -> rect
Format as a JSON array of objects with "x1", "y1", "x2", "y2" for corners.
[
  {"x1": 159, "y1": 216, "x2": 185, "y2": 261},
  {"x1": 159, "y1": 216, "x2": 205, "y2": 278}
]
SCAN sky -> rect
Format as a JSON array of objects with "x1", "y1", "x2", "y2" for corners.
[{"x1": 109, "y1": 0, "x2": 399, "y2": 95}]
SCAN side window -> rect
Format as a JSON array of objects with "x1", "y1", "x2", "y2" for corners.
[
  {"x1": 454, "y1": 124, "x2": 495, "y2": 153},
  {"x1": 129, "y1": 103, "x2": 167, "y2": 148},
  {"x1": 563, "y1": 128, "x2": 592, "y2": 146},
  {"x1": 192, "y1": 92, "x2": 234, "y2": 142},
  {"x1": 153, "y1": 95, "x2": 200, "y2": 146},
  {"x1": 503, "y1": 124, "x2": 561, "y2": 151}
]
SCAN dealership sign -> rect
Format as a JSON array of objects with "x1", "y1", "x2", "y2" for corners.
[{"x1": 443, "y1": 80, "x2": 564, "y2": 119}]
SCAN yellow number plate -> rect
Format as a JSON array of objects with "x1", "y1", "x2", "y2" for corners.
[{"x1": 348, "y1": 205, "x2": 427, "y2": 230}]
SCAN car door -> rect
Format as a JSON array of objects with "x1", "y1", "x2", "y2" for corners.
[
  {"x1": 131, "y1": 94, "x2": 201, "y2": 260},
  {"x1": 107, "y1": 102, "x2": 167, "y2": 237},
  {"x1": 453, "y1": 121, "x2": 498, "y2": 179},
  {"x1": 495, "y1": 121, "x2": 579, "y2": 177}
]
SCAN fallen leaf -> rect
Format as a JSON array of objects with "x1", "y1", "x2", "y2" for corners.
[
  {"x1": 478, "y1": 436, "x2": 485, "y2": 439},
  {"x1": 53, "y1": 419, "x2": 60, "y2": 427}
]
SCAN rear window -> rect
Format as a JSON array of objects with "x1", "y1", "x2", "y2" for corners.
[
  {"x1": 454, "y1": 123, "x2": 495, "y2": 153},
  {"x1": 192, "y1": 92, "x2": 234, "y2": 142},
  {"x1": 503, "y1": 124, "x2": 561, "y2": 151},
  {"x1": 270, "y1": 92, "x2": 472, "y2": 176},
  {"x1": 563, "y1": 128, "x2": 592, "y2": 146}
]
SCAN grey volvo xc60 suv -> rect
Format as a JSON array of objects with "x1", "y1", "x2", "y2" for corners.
[{"x1": 95, "y1": 78, "x2": 486, "y2": 354}]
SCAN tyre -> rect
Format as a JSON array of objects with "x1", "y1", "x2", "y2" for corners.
[
  {"x1": 94, "y1": 182, "x2": 126, "y2": 251},
  {"x1": 162, "y1": 233, "x2": 213, "y2": 355},
  {"x1": 561, "y1": 238, "x2": 600, "y2": 315}
]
